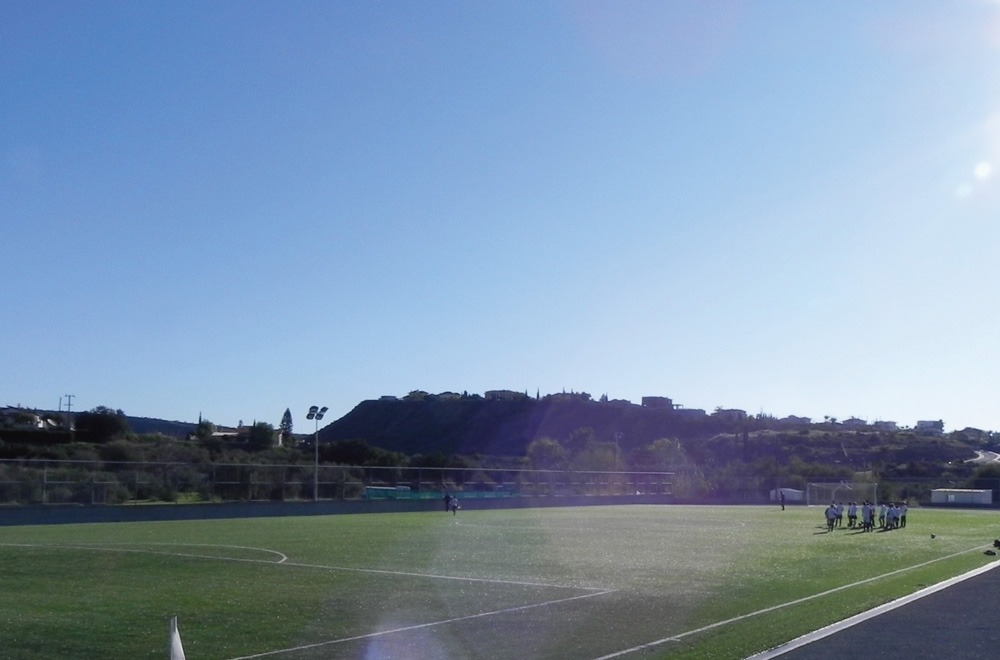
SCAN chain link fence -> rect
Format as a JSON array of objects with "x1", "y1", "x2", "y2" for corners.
[
  {"x1": 6, "y1": 459, "x2": 990, "y2": 507},
  {"x1": 0, "y1": 459, "x2": 673, "y2": 506}
]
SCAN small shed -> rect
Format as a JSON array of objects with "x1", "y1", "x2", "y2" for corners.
[
  {"x1": 770, "y1": 487, "x2": 804, "y2": 502},
  {"x1": 930, "y1": 488, "x2": 993, "y2": 505}
]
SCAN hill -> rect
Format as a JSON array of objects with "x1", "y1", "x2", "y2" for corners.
[
  {"x1": 319, "y1": 396, "x2": 687, "y2": 455},
  {"x1": 319, "y1": 396, "x2": 988, "y2": 474},
  {"x1": 124, "y1": 416, "x2": 198, "y2": 437}
]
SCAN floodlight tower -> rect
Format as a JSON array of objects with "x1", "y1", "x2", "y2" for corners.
[{"x1": 306, "y1": 405, "x2": 328, "y2": 501}]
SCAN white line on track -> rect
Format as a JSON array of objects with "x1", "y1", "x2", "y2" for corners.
[
  {"x1": 591, "y1": 543, "x2": 996, "y2": 659},
  {"x1": 747, "y1": 558, "x2": 1000, "y2": 659},
  {"x1": 226, "y1": 588, "x2": 616, "y2": 659}
]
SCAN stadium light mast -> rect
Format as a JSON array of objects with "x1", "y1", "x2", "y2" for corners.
[{"x1": 306, "y1": 405, "x2": 328, "y2": 501}]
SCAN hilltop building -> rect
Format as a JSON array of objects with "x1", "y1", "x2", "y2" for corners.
[
  {"x1": 711, "y1": 408, "x2": 747, "y2": 423},
  {"x1": 485, "y1": 390, "x2": 528, "y2": 401},
  {"x1": 916, "y1": 420, "x2": 945, "y2": 435}
]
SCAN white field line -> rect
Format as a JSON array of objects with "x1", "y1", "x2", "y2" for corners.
[
  {"x1": 226, "y1": 588, "x2": 616, "y2": 660},
  {"x1": 0, "y1": 542, "x2": 288, "y2": 564},
  {"x1": 0, "y1": 541, "x2": 605, "y2": 590},
  {"x1": 276, "y1": 558, "x2": 605, "y2": 590},
  {"x1": 1, "y1": 540, "x2": 615, "y2": 658},
  {"x1": 454, "y1": 519, "x2": 750, "y2": 533},
  {"x1": 592, "y1": 543, "x2": 995, "y2": 660},
  {"x1": 455, "y1": 521, "x2": 647, "y2": 534}
]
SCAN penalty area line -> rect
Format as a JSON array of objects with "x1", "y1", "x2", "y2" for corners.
[
  {"x1": 226, "y1": 588, "x2": 616, "y2": 659},
  {"x1": 278, "y1": 558, "x2": 607, "y2": 591}
]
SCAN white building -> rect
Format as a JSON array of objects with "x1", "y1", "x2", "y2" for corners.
[
  {"x1": 930, "y1": 488, "x2": 992, "y2": 505},
  {"x1": 916, "y1": 420, "x2": 945, "y2": 435}
]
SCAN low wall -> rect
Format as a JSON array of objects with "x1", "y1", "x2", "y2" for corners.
[{"x1": 0, "y1": 494, "x2": 672, "y2": 526}]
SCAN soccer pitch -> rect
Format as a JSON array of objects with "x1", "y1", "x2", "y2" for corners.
[{"x1": 1, "y1": 505, "x2": 998, "y2": 659}]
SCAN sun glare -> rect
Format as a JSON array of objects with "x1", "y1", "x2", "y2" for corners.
[{"x1": 956, "y1": 159, "x2": 996, "y2": 199}]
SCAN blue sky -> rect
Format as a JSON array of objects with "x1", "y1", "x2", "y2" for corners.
[{"x1": 3, "y1": 1, "x2": 1000, "y2": 432}]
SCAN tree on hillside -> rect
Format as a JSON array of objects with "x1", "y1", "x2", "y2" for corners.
[
  {"x1": 713, "y1": 460, "x2": 765, "y2": 501},
  {"x1": 74, "y1": 406, "x2": 130, "y2": 443},
  {"x1": 323, "y1": 440, "x2": 405, "y2": 467},
  {"x1": 246, "y1": 422, "x2": 277, "y2": 451},
  {"x1": 194, "y1": 418, "x2": 216, "y2": 441},
  {"x1": 279, "y1": 408, "x2": 293, "y2": 445},
  {"x1": 632, "y1": 438, "x2": 687, "y2": 470},
  {"x1": 566, "y1": 427, "x2": 596, "y2": 453},
  {"x1": 526, "y1": 438, "x2": 567, "y2": 470},
  {"x1": 324, "y1": 438, "x2": 374, "y2": 465},
  {"x1": 569, "y1": 441, "x2": 618, "y2": 472}
]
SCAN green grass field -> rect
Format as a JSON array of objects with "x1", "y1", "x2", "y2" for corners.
[{"x1": 1, "y1": 505, "x2": 998, "y2": 659}]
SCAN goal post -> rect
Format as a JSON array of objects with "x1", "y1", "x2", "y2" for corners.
[{"x1": 806, "y1": 481, "x2": 878, "y2": 506}]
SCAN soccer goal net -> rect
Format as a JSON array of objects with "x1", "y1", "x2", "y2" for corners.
[{"x1": 806, "y1": 482, "x2": 878, "y2": 506}]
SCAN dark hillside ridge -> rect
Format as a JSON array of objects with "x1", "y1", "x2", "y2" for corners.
[
  {"x1": 319, "y1": 398, "x2": 984, "y2": 469},
  {"x1": 126, "y1": 417, "x2": 197, "y2": 437},
  {"x1": 321, "y1": 398, "x2": 741, "y2": 456}
]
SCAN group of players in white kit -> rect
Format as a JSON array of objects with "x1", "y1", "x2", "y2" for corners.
[{"x1": 824, "y1": 500, "x2": 908, "y2": 532}]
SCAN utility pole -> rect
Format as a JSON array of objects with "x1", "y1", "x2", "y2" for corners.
[{"x1": 63, "y1": 394, "x2": 75, "y2": 439}]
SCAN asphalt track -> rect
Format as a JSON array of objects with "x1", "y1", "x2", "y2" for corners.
[{"x1": 753, "y1": 558, "x2": 1000, "y2": 659}]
